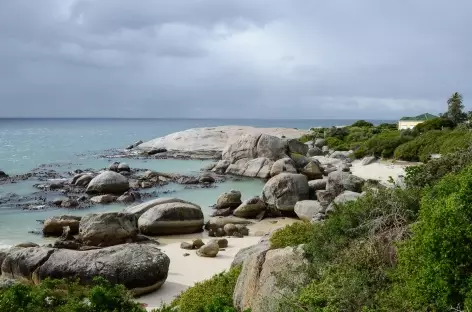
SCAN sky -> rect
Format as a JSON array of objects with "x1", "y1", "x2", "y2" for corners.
[{"x1": 0, "y1": 0, "x2": 471, "y2": 119}]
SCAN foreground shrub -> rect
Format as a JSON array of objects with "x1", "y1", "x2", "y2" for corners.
[
  {"x1": 385, "y1": 165, "x2": 472, "y2": 311},
  {"x1": 361, "y1": 131, "x2": 412, "y2": 158},
  {"x1": 0, "y1": 277, "x2": 144, "y2": 312},
  {"x1": 169, "y1": 266, "x2": 243, "y2": 312},
  {"x1": 270, "y1": 221, "x2": 315, "y2": 249},
  {"x1": 414, "y1": 117, "x2": 455, "y2": 133}
]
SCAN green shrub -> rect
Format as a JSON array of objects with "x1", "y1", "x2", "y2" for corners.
[
  {"x1": 385, "y1": 165, "x2": 472, "y2": 311},
  {"x1": 298, "y1": 134, "x2": 314, "y2": 143},
  {"x1": 360, "y1": 131, "x2": 412, "y2": 158},
  {"x1": 270, "y1": 221, "x2": 315, "y2": 249},
  {"x1": 0, "y1": 277, "x2": 145, "y2": 312},
  {"x1": 394, "y1": 130, "x2": 472, "y2": 162},
  {"x1": 326, "y1": 137, "x2": 345, "y2": 149},
  {"x1": 170, "y1": 266, "x2": 242, "y2": 312},
  {"x1": 414, "y1": 117, "x2": 455, "y2": 133},
  {"x1": 404, "y1": 146, "x2": 472, "y2": 188},
  {"x1": 351, "y1": 120, "x2": 374, "y2": 128}
]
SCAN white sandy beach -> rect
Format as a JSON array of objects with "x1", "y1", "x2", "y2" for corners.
[{"x1": 350, "y1": 159, "x2": 412, "y2": 184}]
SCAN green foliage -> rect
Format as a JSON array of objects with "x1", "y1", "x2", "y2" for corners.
[
  {"x1": 414, "y1": 117, "x2": 455, "y2": 133},
  {"x1": 385, "y1": 165, "x2": 472, "y2": 311},
  {"x1": 404, "y1": 145, "x2": 472, "y2": 188},
  {"x1": 270, "y1": 221, "x2": 315, "y2": 249},
  {"x1": 298, "y1": 134, "x2": 314, "y2": 143},
  {"x1": 0, "y1": 277, "x2": 145, "y2": 312},
  {"x1": 325, "y1": 137, "x2": 345, "y2": 149},
  {"x1": 351, "y1": 120, "x2": 374, "y2": 128},
  {"x1": 394, "y1": 130, "x2": 472, "y2": 162},
  {"x1": 169, "y1": 266, "x2": 242, "y2": 312},
  {"x1": 362, "y1": 131, "x2": 412, "y2": 158},
  {"x1": 446, "y1": 91, "x2": 466, "y2": 124}
]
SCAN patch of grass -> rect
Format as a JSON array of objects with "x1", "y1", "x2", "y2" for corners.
[{"x1": 270, "y1": 221, "x2": 315, "y2": 249}]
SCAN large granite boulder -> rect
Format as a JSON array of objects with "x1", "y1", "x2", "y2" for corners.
[
  {"x1": 290, "y1": 153, "x2": 311, "y2": 168},
  {"x1": 79, "y1": 212, "x2": 138, "y2": 247},
  {"x1": 326, "y1": 191, "x2": 363, "y2": 214},
  {"x1": 125, "y1": 197, "x2": 195, "y2": 217},
  {"x1": 222, "y1": 133, "x2": 288, "y2": 178},
  {"x1": 225, "y1": 158, "x2": 273, "y2": 179},
  {"x1": 308, "y1": 179, "x2": 327, "y2": 191},
  {"x1": 300, "y1": 161, "x2": 323, "y2": 180},
  {"x1": 74, "y1": 174, "x2": 93, "y2": 187},
  {"x1": 0, "y1": 248, "x2": 10, "y2": 273},
  {"x1": 231, "y1": 235, "x2": 271, "y2": 268},
  {"x1": 43, "y1": 215, "x2": 81, "y2": 237},
  {"x1": 262, "y1": 173, "x2": 309, "y2": 212},
  {"x1": 330, "y1": 150, "x2": 353, "y2": 161},
  {"x1": 326, "y1": 171, "x2": 365, "y2": 196},
  {"x1": 270, "y1": 158, "x2": 297, "y2": 177},
  {"x1": 2, "y1": 244, "x2": 170, "y2": 296},
  {"x1": 314, "y1": 138, "x2": 326, "y2": 148},
  {"x1": 90, "y1": 194, "x2": 117, "y2": 204},
  {"x1": 361, "y1": 156, "x2": 377, "y2": 166},
  {"x1": 85, "y1": 171, "x2": 129, "y2": 195},
  {"x1": 285, "y1": 139, "x2": 308, "y2": 156},
  {"x1": 233, "y1": 246, "x2": 308, "y2": 312},
  {"x1": 138, "y1": 202, "x2": 204, "y2": 235},
  {"x1": 307, "y1": 146, "x2": 323, "y2": 156},
  {"x1": 233, "y1": 196, "x2": 266, "y2": 218},
  {"x1": 216, "y1": 190, "x2": 242, "y2": 209},
  {"x1": 196, "y1": 242, "x2": 219, "y2": 258},
  {"x1": 294, "y1": 200, "x2": 324, "y2": 221}
]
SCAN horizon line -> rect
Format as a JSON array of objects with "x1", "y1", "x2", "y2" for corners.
[{"x1": 0, "y1": 117, "x2": 396, "y2": 121}]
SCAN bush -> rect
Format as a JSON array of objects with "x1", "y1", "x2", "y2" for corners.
[
  {"x1": 404, "y1": 146, "x2": 472, "y2": 188},
  {"x1": 385, "y1": 165, "x2": 472, "y2": 311},
  {"x1": 394, "y1": 130, "x2": 472, "y2": 162},
  {"x1": 361, "y1": 131, "x2": 412, "y2": 158},
  {"x1": 351, "y1": 120, "x2": 374, "y2": 128},
  {"x1": 169, "y1": 266, "x2": 242, "y2": 312},
  {"x1": 414, "y1": 117, "x2": 455, "y2": 133},
  {"x1": 270, "y1": 221, "x2": 315, "y2": 249},
  {"x1": 326, "y1": 137, "x2": 345, "y2": 149},
  {"x1": 0, "y1": 277, "x2": 145, "y2": 312}
]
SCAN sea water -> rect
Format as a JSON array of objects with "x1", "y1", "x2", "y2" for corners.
[{"x1": 0, "y1": 118, "x2": 390, "y2": 246}]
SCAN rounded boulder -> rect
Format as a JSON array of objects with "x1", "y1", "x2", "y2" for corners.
[
  {"x1": 86, "y1": 171, "x2": 129, "y2": 195},
  {"x1": 262, "y1": 173, "x2": 309, "y2": 212}
]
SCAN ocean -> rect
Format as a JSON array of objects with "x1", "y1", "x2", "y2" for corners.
[{"x1": 0, "y1": 118, "x2": 391, "y2": 247}]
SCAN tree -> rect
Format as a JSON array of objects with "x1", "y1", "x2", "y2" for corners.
[{"x1": 446, "y1": 92, "x2": 466, "y2": 124}]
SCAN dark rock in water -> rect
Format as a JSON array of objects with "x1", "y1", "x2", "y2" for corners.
[
  {"x1": 118, "y1": 163, "x2": 130, "y2": 172},
  {"x1": 216, "y1": 190, "x2": 242, "y2": 209},
  {"x1": 49, "y1": 182, "x2": 64, "y2": 190},
  {"x1": 198, "y1": 173, "x2": 215, "y2": 184},
  {"x1": 61, "y1": 198, "x2": 79, "y2": 208},
  {"x1": 178, "y1": 176, "x2": 199, "y2": 185},
  {"x1": 126, "y1": 140, "x2": 143, "y2": 150},
  {"x1": 14, "y1": 242, "x2": 39, "y2": 248},
  {"x1": 108, "y1": 162, "x2": 120, "y2": 172},
  {"x1": 78, "y1": 195, "x2": 88, "y2": 201},
  {"x1": 43, "y1": 215, "x2": 81, "y2": 236},
  {"x1": 148, "y1": 148, "x2": 167, "y2": 155},
  {"x1": 119, "y1": 171, "x2": 130, "y2": 176},
  {"x1": 86, "y1": 171, "x2": 129, "y2": 195},
  {"x1": 28, "y1": 230, "x2": 42, "y2": 235},
  {"x1": 52, "y1": 198, "x2": 63, "y2": 206},
  {"x1": 0, "y1": 170, "x2": 8, "y2": 178},
  {"x1": 74, "y1": 169, "x2": 83, "y2": 174}
]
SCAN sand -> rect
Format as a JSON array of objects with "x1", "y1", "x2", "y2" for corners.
[
  {"x1": 138, "y1": 236, "x2": 263, "y2": 310},
  {"x1": 350, "y1": 159, "x2": 413, "y2": 184}
]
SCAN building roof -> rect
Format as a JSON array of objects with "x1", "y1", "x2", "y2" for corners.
[{"x1": 400, "y1": 113, "x2": 438, "y2": 121}]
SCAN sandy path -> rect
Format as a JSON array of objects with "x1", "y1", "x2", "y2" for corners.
[{"x1": 350, "y1": 160, "x2": 412, "y2": 184}]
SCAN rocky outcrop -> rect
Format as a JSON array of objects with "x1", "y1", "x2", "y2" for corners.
[
  {"x1": 231, "y1": 235, "x2": 271, "y2": 268},
  {"x1": 314, "y1": 138, "x2": 326, "y2": 148},
  {"x1": 233, "y1": 196, "x2": 266, "y2": 218},
  {"x1": 43, "y1": 215, "x2": 81, "y2": 237},
  {"x1": 1, "y1": 244, "x2": 170, "y2": 296},
  {"x1": 308, "y1": 179, "x2": 327, "y2": 191},
  {"x1": 205, "y1": 216, "x2": 253, "y2": 231},
  {"x1": 79, "y1": 212, "x2": 138, "y2": 247},
  {"x1": 212, "y1": 160, "x2": 231, "y2": 174},
  {"x1": 138, "y1": 201, "x2": 204, "y2": 235},
  {"x1": 326, "y1": 171, "x2": 365, "y2": 196},
  {"x1": 85, "y1": 171, "x2": 129, "y2": 195},
  {"x1": 269, "y1": 158, "x2": 297, "y2": 177},
  {"x1": 307, "y1": 146, "x2": 323, "y2": 156},
  {"x1": 316, "y1": 190, "x2": 335, "y2": 208},
  {"x1": 233, "y1": 246, "x2": 308, "y2": 312},
  {"x1": 285, "y1": 139, "x2": 309, "y2": 156},
  {"x1": 216, "y1": 190, "x2": 242, "y2": 209},
  {"x1": 300, "y1": 161, "x2": 323, "y2": 180},
  {"x1": 361, "y1": 156, "x2": 377, "y2": 166},
  {"x1": 294, "y1": 200, "x2": 324, "y2": 221},
  {"x1": 262, "y1": 173, "x2": 309, "y2": 212},
  {"x1": 117, "y1": 191, "x2": 141, "y2": 204},
  {"x1": 226, "y1": 157, "x2": 274, "y2": 179},
  {"x1": 74, "y1": 174, "x2": 93, "y2": 187}
]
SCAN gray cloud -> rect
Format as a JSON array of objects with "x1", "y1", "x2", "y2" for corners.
[{"x1": 0, "y1": 0, "x2": 471, "y2": 118}]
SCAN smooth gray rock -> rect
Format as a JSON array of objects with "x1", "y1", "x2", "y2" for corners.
[
  {"x1": 212, "y1": 160, "x2": 231, "y2": 174},
  {"x1": 314, "y1": 138, "x2": 326, "y2": 148},
  {"x1": 308, "y1": 179, "x2": 327, "y2": 191},
  {"x1": 330, "y1": 150, "x2": 353, "y2": 161},
  {"x1": 233, "y1": 196, "x2": 266, "y2": 218},
  {"x1": 90, "y1": 194, "x2": 117, "y2": 204},
  {"x1": 74, "y1": 174, "x2": 93, "y2": 187},
  {"x1": 233, "y1": 246, "x2": 308, "y2": 312},
  {"x1": 307, "y1": 146, "x2": 323, "y2": 156},
  {"x1": 0, "y1": 248, "x2": 9, "y2": 273},
  {"x1": 125, "y1": 197, "x2": 196, "y2": 217},
  {"x1": 290, "y1": 153, "x2": 311, "y2": 168},
  {"x1": 223, "y1": 223, "x2": 238, "y2": 236},
  {"x1": 79, "y1": 212, "x2": 138, "y2": 247},
  {"x1": 197, "y1": 242, "x2": 219, "y2": 258},
  {"x1": 326, "y1": 191, "x2": 362, "y2": 214},
  {"x1": 138, "y1": 202, "x2": 204, "y2": 235},
  {"x1": 326, "y1": 171, "x2": 365, "y2": 196},
  {"x1": 294, "y1": 200, "x2": 324, "y2": 221},
  {"x1": 34, "y1": 244, "x2": 170, "y2": 296},
  {"x1": 225, "y1": 157, "x2": 273, "y2": 179},
  {"x1": 1, "y1": 247, "x2": 55, "y2": 280},
  {"x1": 117, "y1": 163, "x2": 130, "y2": 172},
  {"x1": 210, "y1": 207, "x2": 233, "y2": 217},
  {"x1": 209, "y1": 238, "x2": 229, "y2": 248},
  {"x1": 86, "y1": 171, "x2": 129, "y2": 195},
  {"x1": 316, "y1": 190, "x2": 335, "y2": 208},
  {"x1": 269, "y1": 158, "x2": 297, "y2": 177},
  {"x1": 61, "y1": 198, "x2": 79, "y2": 208},
  {"x1": 205, "y1": 216, "x2": 253, "y2": 230},
  {"x1": 262, "y1": 173, "x2": 309, "y2": 212},
  {"x1": 300, "y1": 161, "x2": 323, "y2": 180},
  {"x1": 43, "y1": 215, "x2": 81, "y2": 236},
  {"x1": 216, "y1": 190, "x2": 242, "y2": 209},
  {"x1": 231, "y1": 235, "x2": 270, "y2": 268},
  {"x1": 285, "y1": 138, "x2": 309, "y2": 156}
]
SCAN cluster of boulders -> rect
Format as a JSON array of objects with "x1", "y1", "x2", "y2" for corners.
[{"x1": 180, "y1": 238, "x2": 229, "y2": 257}]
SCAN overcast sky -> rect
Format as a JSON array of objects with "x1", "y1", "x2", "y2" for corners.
[{"x1": 1, "y1": 0, "x2": 470, "y2": 119}]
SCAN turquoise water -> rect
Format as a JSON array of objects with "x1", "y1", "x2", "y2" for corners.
[{"x1": 0, "y1": 118, "x2": 390, "y2": 247}]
